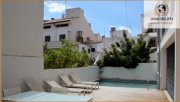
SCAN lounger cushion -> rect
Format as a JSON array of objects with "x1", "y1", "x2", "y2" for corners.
[
  {"x1": 45, "y1": 80, "x2": 63, "y2": 88},
  {"x1": 51, "y1": 87, "x2": 68, "y2": 94},
  {"x1": 69, "y1": 74, "x2": 82, "y2": 83}
]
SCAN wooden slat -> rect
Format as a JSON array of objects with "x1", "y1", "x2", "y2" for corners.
[{"x1": 87, "y1": 86, "x2": 168, "y2": 102}]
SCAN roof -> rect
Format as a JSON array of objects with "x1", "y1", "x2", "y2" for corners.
[{"x1": 44, "y1": 18, "x2": 71, "y2": 24}]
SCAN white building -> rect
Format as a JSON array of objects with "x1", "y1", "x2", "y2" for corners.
[
  {"x1": 158, "y1": 22, "x2": 179, "y2": 101},
  {"x1": 86, "y1": 42, "x2": 104, "y2": 60},
  {"x1": 102, "y1": 37, "x2": 119, "y2": 52},
  {"x1": 110, "y1": 27, "x2": 131, "y2": 38},
  {"x1": 43, "y1": 8, "x2": 102, "y2": 52},
  {"x1": 101, "y1": 27, "x2": 132, "y2": 52},
  {"x1": 142, "y1": 0, "x2": 180, "y2": 101}
]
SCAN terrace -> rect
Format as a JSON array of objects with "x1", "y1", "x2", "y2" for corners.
[
  {"x1": 1, "y1": 0, "x2": 180, "y2": 102},
  {"x1": 88, "y1": 86, "x2": 168, "y2": 102},
  {"x1": 2, "y1": 65, "x2": 169, "y2": 102}
]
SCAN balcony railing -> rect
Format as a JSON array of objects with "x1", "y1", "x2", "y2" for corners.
[{"x1": 44, "y1": 41, "x2": 61, "y2": 49}]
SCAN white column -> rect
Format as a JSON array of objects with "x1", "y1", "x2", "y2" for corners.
[
  {"x1": 175, "y1": 29, "x2": 180, "y2": 102},
  {"x1": 174, "y1": 1, "x2": 180, "y2": 101}
]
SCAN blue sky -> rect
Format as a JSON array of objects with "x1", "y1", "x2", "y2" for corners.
[{"x1": 44, "y1": 1, "x2": 144, "y2": 37}]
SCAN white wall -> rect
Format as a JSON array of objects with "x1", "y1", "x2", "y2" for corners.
[
  {"x1": 90, "y1": 43, "x2": 103, "y2": 52},
  {"x1": 0, "y1": 0, "x2": 2, "y2": 97},
  {"x1": 175, "y1": 2, "x2": 180, "y2": 101},
  {"x1": 2, "y1": 56, "x2": 44, "y2": 91},
  {"x1": 42, "y1": 66, "x2": 99, "y2": 83},
  {"x1": 2, "y1": 0, "x2": 44, "y2": 92},
  {"x1": 100, "y1": 63, "x2": 157, "y2": 81},
  {"x1": 42, "y1": 66, "x2": 99, "y2": 91},
  {"x1": 2, "y1": 1, "x2": 43, "y2": 56},
  {"x1": 78, "y1": 43, "x2": 90, "y2": 52},
  {"x1": 175, "y1": 29, "x2": 180, "y2": 102}
]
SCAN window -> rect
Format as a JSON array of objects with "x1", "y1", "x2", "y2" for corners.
[
  {"x1": 150, "y1": 38, "x2": 156, "y2": 47},
  {"x1": 56, "y1": 24, "x2": 69, "y2": 27},
  {"x1": 77, "y1": 31, "x2": 83, "y2": 36},
  {"x1": 91, "y1": 48, "x2": 96, "y2": 52},
  {"x1": 43, "y1": 25, "x2": 51, "y2": 29},
  {"x1": 76, "y1": 31, "x2": 83, "y2": 43},
  {"x1": 45, "y1": 36, "x2": 51, "y2": 42},
  {"x1": 59, "y1": 35, "x2": 66, "y2": 41},
  {"x1": 87, "y1": 37, "x2": 90, "y2": 41}
]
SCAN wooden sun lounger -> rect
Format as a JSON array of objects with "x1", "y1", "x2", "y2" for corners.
[
  {"x1": 3, "y1": 87, "x2": 21, "y2": 97},
  {"x1": 69, "y1": 73, "x2": 99, "y2": 89},
  {"x1": 59, "y1": 75, "x2": 93, "y2": 93},
  {"x1": 24, "y1": 77, "x2": 44, "y2": 92},
  {"x1": 44, "y1": 80, "x2": 86, "y2": 96}
]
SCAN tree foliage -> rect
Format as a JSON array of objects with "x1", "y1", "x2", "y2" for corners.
[
  {"x1": 101, "y1": 30, "x2": 156, "y2": 69},
  {"x1": 44, "y1": 40, "x2": 91, "y2": 69}
]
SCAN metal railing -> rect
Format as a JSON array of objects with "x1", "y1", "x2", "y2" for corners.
[{"x1": 93, "y1": 52, "x2": 101, "y2": 66}]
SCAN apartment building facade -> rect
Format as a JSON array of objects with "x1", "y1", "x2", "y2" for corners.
[
  {"x1": 143, "y1": 0, "x2": 180, "y2": 101},
  {"x1": 102, "y1": 27, "x2": 132, "y2": 52},
  {"x1": 43, "y1": 8, "x2": 102, "y2": 51}
]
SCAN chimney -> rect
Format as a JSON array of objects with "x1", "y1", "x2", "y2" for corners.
[
  {"x1": 111, "y1": 27, "x2": 116, "y2": 32},
  {"x1": 66, "y1": 8, "x2": 84, "y2": 18},
  {"x1": 102, "y1": 36, "x2": 105, "y2": 41}
]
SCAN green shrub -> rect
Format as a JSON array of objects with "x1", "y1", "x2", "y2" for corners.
[
  {"x1": 101, "y1": 30, "x2": 156, "y2": 69},
  {"x1": 44, "y1": 40, "x2": 91, "y2": 69}
]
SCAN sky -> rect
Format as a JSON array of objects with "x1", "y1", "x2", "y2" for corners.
[{"x1": 44, "y1": 1, "x2": 144, "y2": 37}]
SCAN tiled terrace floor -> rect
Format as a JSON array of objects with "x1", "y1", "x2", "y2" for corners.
[{"x1": 87, "y1": 86, "x2": 169, "y2": 102}]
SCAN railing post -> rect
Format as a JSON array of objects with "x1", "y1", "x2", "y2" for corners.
[{"x1": 147, "y1": 80, "x2": 149, "y2": 91}]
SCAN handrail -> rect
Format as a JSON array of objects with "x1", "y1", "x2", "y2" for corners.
[{"x1": 93, "y1": 52, "x2": 101, "y2": 66}]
